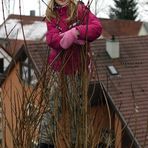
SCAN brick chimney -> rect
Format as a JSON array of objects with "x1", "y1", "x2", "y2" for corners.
[{"x1": 30, "y1": 10, "x2": 36, "y2": 16}]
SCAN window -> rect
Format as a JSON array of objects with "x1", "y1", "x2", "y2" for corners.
[
  {"x1": 107, "y1": 65, "x2": 118, "y2": 75},
  {"x1": 20, "y1": 58, "x2": 37, "y2": 85}
]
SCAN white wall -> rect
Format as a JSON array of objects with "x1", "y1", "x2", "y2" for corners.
[
  {"x1": 0, "y1": 48, "x2": 11, "y2": 71},
  {"x1": 139, "y1": 23, "x2": 148, "y2": 36}
]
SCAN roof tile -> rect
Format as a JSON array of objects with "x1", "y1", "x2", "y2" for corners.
[{"x1": 91, "y1": 35, "x2": 148, "y2": 147}]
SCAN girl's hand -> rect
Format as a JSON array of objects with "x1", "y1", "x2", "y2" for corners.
[{"x1": 60, "y1": 28, "x2": 79, "y2": 49}]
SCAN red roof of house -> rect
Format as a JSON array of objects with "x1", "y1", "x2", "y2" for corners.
[
  {"x1": 25, "y1": 35, "x2": 148, "y2": 147},
  {"x1": 1, "y1": 35, "x2": 148, "y2": 146},
  {"x1": 91, "y1": 35, "x2": 148, "y2": 147},
  {"x1": 0, "y1": 14, "x2": 147, "y2": 146},
  {"x1": 6, "y1": 14, "x2": 44, "y2": 24},
  {"x1": 25, "y1": 35, "x2": 148, "y2": 146},
  {"x1": 100, "y1": 18, "x2": 142, "y2": 38},
  {"x1": 0, "y1": 15, "x2": 143, "y2": 41},
  {"x1": 0, "y1": 39, "x2": 34, "y2": 56},
  {"x1": 0, "y1": 14, "x2": 46, "y2": 41},
  {"x1": 0, "y1": 14, "x2": 46, "y2": 57},
  {"x1": 25, "y1": 42, "x2": 49, "y2": 75}
]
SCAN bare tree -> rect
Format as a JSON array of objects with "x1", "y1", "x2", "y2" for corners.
[{"x1": 0, "y1": 0, "x2": 147, "y2": 148}]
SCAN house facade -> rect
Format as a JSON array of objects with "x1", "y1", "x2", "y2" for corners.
[
  {"x1": 0, "y1": 14, "x2": 148, "y2": 147},
  {"x1": 0, "y1": 42, "x2": 124, "y2": 147}
]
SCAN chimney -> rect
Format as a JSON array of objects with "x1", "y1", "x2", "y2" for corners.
[
  {"x1": 106, "y1": 35, "x2": 120, "y2": 59},
  {"x1": 0, "y1": 58, "x2": 4, "y2": 73},
  {"x1": 30, "y1": 10, "x2": 36, "y2": 16}
]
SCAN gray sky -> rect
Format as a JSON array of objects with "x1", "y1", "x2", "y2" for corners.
[{"x1": 0, "y1": 0, "x2": 148, "y2": 24}]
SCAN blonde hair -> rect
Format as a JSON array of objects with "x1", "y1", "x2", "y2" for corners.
[{"x1": 46, "y1": 0, "x2": 77, "y2": 22}]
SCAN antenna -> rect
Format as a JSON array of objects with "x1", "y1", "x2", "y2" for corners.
[
  {"x1": 8, "y1": 0, "x2": 10, "y2": 14},
  {"x1": 39, "y1": 0, "x2": 41, "y2": 16},
  {"x1": 13, "y1": 0, "x2": 15, "y2": 13}
]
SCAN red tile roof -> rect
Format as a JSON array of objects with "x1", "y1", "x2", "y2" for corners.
[
  {"x1": 0, "y1": 14, "x2": 46, "y2": 41},
  {"x1": 91, "y1": 35, "x2": 148, "y2": 147},
  {"x1": 26, "y1": 42, "x2": 49, "y2": 75},
  {"x1": 0, "y1": 14, "x2": 147, "y2": 146},
  {"x1": 25, "y1": 35, "x2": 148, "y2": 147},
  {"x1": 5, "y1": 14, "x2": 44, "y2": 25},
  {"x1": 0, "y1": 39, "x2": 33, "y2": 56},
  {"x1": 100, "y1": 18, "x2": 142, "y2": 38},
  {"x1": 0, "y1": 15, "x2": 143, "y2": 41},
  {"x1": 2, "y1": 35, "x2": 148, "y2": 146}
]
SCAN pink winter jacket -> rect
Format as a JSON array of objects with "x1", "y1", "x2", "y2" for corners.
[{"x1": 46, "y1": 2, "x2": 102, "y2": 75}]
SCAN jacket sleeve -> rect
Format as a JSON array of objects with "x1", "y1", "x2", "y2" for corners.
[
  {"x1": 46, "y1": 20, "x2": 63, "y2": 50},
  {"x1": 76, "y1": 3, "x2": 102, "y2": 42}
]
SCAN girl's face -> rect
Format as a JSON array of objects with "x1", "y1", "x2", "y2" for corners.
[{"x1": 55, "y1": 0, "x2": 69, "y2": 5}]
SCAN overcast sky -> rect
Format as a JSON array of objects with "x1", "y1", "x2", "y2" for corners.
[{"x1": 0, "y1": 0, "x2": 148, "y2": 24}]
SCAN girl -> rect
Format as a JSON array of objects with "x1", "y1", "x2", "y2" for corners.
[{"x1": 39, "y1": 0, "x2": 102, "y2": 147}]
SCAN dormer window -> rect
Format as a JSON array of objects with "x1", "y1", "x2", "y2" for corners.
[
  {"x1": 20, "y1": 58, "x2": 37, "y2": 85},
  {"x1": 107, "y1": 65, "x2": 118, "y2": 75}
]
